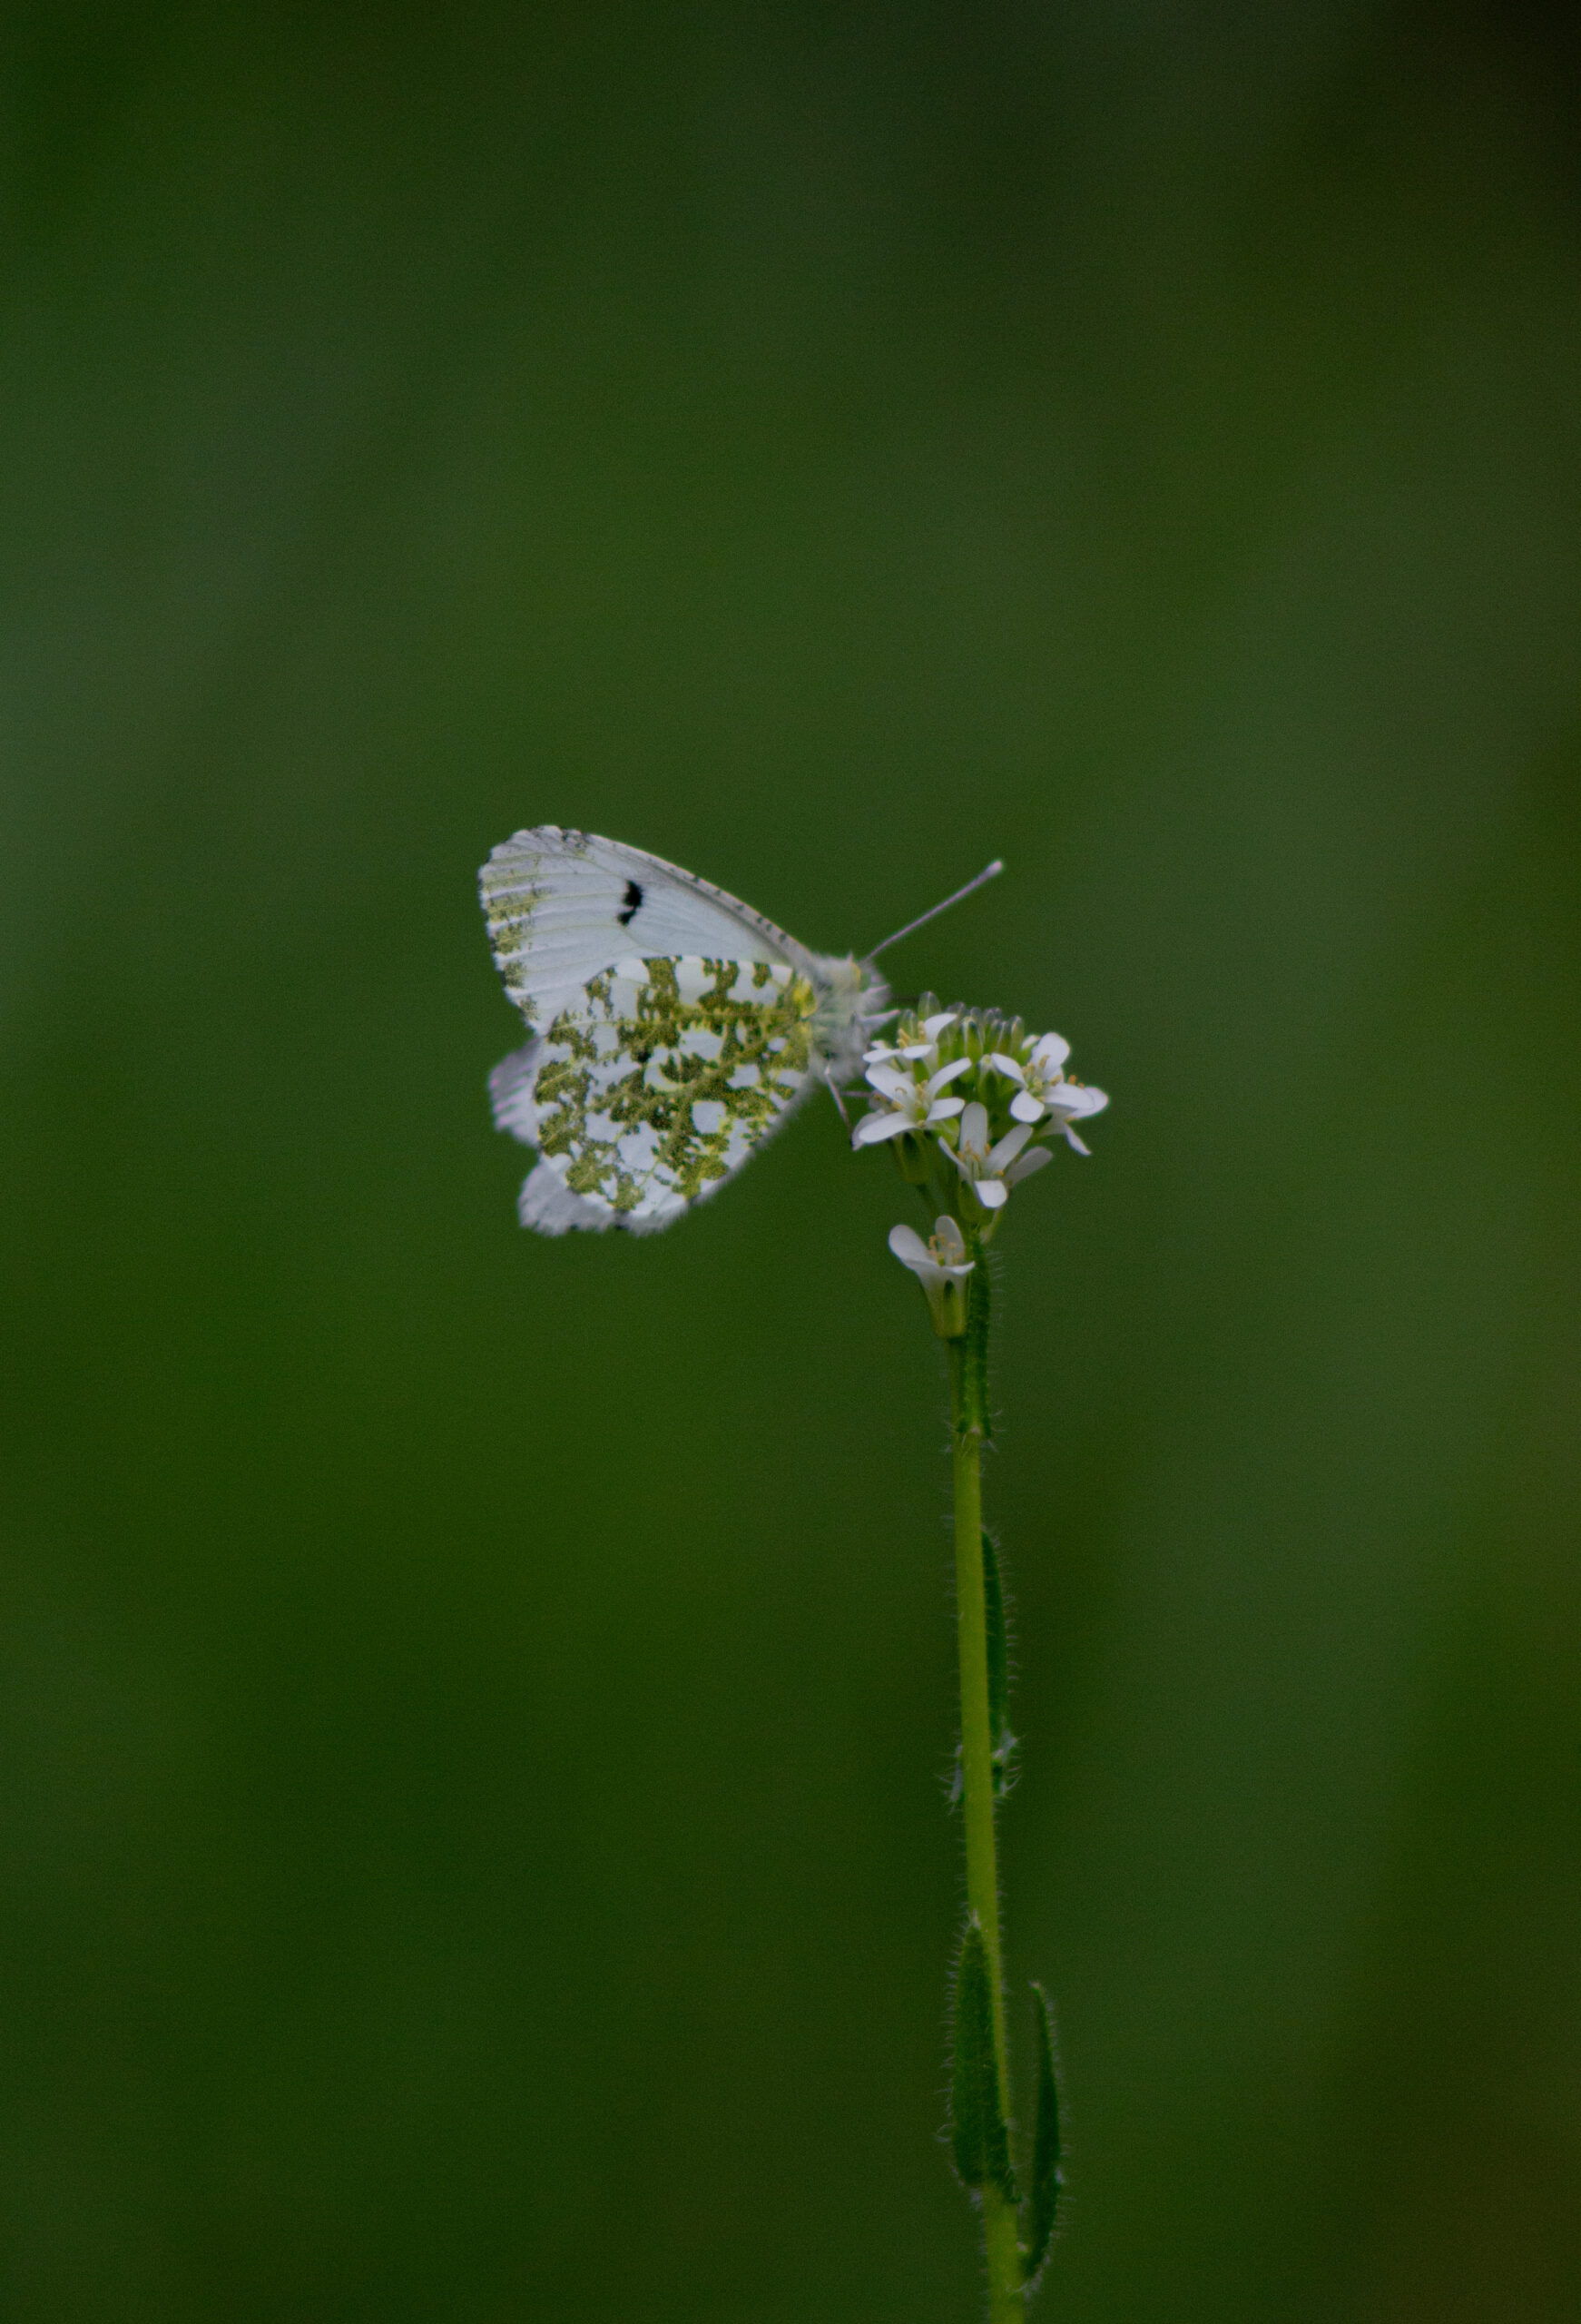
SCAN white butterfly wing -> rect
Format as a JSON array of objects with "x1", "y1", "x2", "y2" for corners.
[
  {"x1": 480, "y1": 825, "x2": 808, "y2": 1028},
  {"x1": 488, "y1": 952, "x2": 819, "y2": 1235}
]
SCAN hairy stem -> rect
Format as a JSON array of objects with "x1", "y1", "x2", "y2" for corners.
[{"x1": 950, "y1": 1264, "x2": 1022, "y2": 2320}]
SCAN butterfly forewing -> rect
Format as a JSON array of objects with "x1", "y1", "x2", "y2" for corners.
[
  {"x1": 481, "y1": 825, "x2": 801, "y2": 1029},
  {"x1": 489, "y1": 952, "x2": 819, "y2": 1234}
]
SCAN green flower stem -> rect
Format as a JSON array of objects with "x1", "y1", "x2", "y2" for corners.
[{"x1": 949, "y1": 1262, "x2": 1023, "y2": 2320}]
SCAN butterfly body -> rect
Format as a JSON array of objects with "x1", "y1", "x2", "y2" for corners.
[{"x1": 480, "y1": 826, "x2": 889, "y2": 1235}]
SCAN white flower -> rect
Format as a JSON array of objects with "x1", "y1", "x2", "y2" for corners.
[
  {"x1": 861, "y1": 1010, "x2": 959, "y2": 1069},
  {"x1": 888, "y1": 1216, "x2": 975, "y2": 1336},
  {"x1": 851, "y1": 1051, "x2": 973, "y2": 1148},
  {"x1": 987, "y1": 1033, "x2": 1110, "y2": 1155},
  {"x1": 945, "y1": 1101, "x2": 1053, "y2": 1210}
]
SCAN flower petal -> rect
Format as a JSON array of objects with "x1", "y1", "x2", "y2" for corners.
[
  {"x1": 986, "y1": 1121, "x2": 1035, "y2": 1172},
  {"x1": 1009, "y1": 1089, "x2": 1046, "y2": 1124},
  {"x1": 888, "y1": 1224, "x2": 932, "y2": 1270},
  {"x1": 865, "y1": 1063, "x2": 913, "y2": 1102},
  {"x1": 1005, "y1": 1144, "x2": 1054, "y2": 1184},
  {"x1": 925, "y1": 1096, "x2": 967, "y2": 1123},
  {"x1": 1062, "y1": 1128, "x2": 1092, "y2": 1156},
  {"x1": 1056, "y1": 1081, "x2": 1108, "y2": 1118},
  {"x1": 986, "y1": 1052, "x2": 1026, "y2": 1084},
  {"x1": 921, "y1": 1011, "x2": 958, "y2": 1039},
  {"x1": 852, "y1": 1110, "x2": 911, "y2": 1147},
  {"x1": 934, "y1": 1215, "x2": 968, "y2": 1264},
  {"x1": 1029, "y1": 1032, "x2": 1071, "y2": 1071},
  {"x1": 957, "y1": 1101, "x2": 989, "y2": 1157},
  {"x1": 927, "y1": 1056, "x2": 974, "y2": 1095},
  {"x1": 977, "y1": 1177, "x2": 1009, "y2": 1208}
]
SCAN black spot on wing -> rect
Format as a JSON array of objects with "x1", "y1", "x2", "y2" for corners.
[{"x1": 617, "y1": 879, "x2": 643, "y2": 926}]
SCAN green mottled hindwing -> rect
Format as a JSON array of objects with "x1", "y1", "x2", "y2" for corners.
[{"x1": 498, "y1": 953, "x2": 819, "y2": 1232}]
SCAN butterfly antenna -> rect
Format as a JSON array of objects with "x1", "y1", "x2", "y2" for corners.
[{"x1": 867, "y1": 859, "x2": 1005, "y2": 960}]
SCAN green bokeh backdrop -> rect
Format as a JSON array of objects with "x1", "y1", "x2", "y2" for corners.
[{"x1": 4, "y1": 7, "x2": 1579, "y2": 2319}]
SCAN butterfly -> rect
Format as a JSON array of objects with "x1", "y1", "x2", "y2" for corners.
[
  {"x1": 478, "y1": 825, "x2": 906, "y2": 1235},
  {"x1": 480, "y1": 828, "x2": 1003, "y2": 1236}
]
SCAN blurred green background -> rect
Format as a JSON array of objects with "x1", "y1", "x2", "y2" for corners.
[{"x1": 3, "y1": 5, "x2": 1579, "y2": 2318}]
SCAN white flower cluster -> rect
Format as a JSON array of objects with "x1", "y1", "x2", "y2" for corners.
[{"x1": 853, "y1": 997, "x2": 1108, "y2": 1329}]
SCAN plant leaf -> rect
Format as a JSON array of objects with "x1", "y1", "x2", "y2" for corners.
[
  {"x1": 949, "y1": 1919, "x2": 1016, "y2": 2201},
  {"x1": 1020, "y1": 1981, "x2": 1065, "y2": 2290}
]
